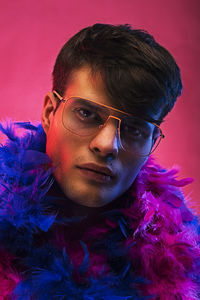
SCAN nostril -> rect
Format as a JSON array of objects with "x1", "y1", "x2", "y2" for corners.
[{"x1": 93, "y1": 147, "x2": 100, "y2": 153}]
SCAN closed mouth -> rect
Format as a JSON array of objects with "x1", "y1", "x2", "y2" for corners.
[{"x1": 77, "y1": 163, "x2": 115, "y2": 178}]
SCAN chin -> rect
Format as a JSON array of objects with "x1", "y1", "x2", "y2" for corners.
[
  {"x1": 62, "y1": 184, "x2": 112, "y2": 207},
  {"x1": 57, "y1": 173, "x2": 122, "y2": 208},
  {"x1": 68, "y1": 191, "x2": 110, "y2": 207}
]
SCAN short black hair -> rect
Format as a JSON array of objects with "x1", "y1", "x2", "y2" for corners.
[{"x1": 52, "y1": 23, "x2": 182, "y2": 123}]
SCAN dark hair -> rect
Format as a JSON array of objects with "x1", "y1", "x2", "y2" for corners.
[{"x1": 52, "y1": 23, "x2": 182, "y2": 122}]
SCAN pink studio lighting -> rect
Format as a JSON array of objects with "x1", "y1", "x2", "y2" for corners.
[{"x1": 0, "y1": 0, "x2": 199, "y2": 213}]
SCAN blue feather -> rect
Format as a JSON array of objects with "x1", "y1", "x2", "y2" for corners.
[
  {"x1": 79, "y1": 241, "x2": 90, "y2": 274},
  {"x1": 118, "y1": 217, "x2": 128, "y2": 238},
  {"x1": 14, "y1": 121, "x2": 38, "y2": 131}
]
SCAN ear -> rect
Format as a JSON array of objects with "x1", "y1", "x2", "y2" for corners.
[{"x1": 41, "y1": 92, "x2": 57, "y2": 134}]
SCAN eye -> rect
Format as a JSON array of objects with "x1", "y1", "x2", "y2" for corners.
[
  {"x1": 124, "y1": 124, "x2": 143, "y2": 137},
  {"x1": 73, "y1": 107, "x2": 102, "y2": 124},
  {"x1": 76, "y1": 108, "x2": 93, "y2": 119},
  {"x1": 121, "y1": 119, "x2": 151, "y2": 139}
]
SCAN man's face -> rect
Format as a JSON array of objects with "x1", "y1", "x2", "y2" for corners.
[{"x1": 42, "y1": 66, "x2": 149, "y2": 207}]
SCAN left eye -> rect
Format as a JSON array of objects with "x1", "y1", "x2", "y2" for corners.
[
  {"x1": 124, "y1": 125, "x2": 142, "y2": 137},
  {"x1": 121, "y1": 121, "x2": 150, "y2": 139}
]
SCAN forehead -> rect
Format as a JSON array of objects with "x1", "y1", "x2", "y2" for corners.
[
  {"x1": 63, "y1": 66, "x2": 162, "y2": 123},
  {"x1": 63, "y1": 66, "x2": 112, "y2": 107}
]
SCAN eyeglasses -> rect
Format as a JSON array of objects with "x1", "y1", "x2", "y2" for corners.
[{"x1": 53, "y1": 90, "x2": 164, "y2": 157}]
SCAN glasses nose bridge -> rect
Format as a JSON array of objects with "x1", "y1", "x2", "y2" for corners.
[
  {"x1": 106, "y1": 114, "x2": 121, "y2": 126},
  {"x1": 100, "y1": 114, "x2": 123, "y2": 149}
]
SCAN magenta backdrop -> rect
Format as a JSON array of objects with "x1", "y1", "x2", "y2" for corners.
[{"x1": 0, "y1": 0, "x2": 199, "y2": 213}]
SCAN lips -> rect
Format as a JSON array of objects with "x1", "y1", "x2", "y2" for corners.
[{"x1": 77, "y1": 163, "x2": 115, "y2": 183}]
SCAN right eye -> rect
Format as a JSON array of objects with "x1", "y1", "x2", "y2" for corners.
[
  {"x1": 73, "y1": 107, "x2": 102, "y2": 124},
  {"x1": 76, "y1": 108, "x2": 93, "y2": 119}
]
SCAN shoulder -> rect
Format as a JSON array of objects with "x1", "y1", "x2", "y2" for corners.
[
  {"x1": 127, "y1": 157, "x2": 200, "y2": 299},
  {"x1": 0, "y1": 121, "x2": 55, "y2": 243},
  {"x1": 0, "y1": 248, "x2": 21, "y2": 298}
]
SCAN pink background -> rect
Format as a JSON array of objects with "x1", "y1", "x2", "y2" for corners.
[{"x1": 0, "y1": 0, "x2": 199, "y2": 213}]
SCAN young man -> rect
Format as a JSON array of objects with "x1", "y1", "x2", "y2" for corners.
[{"x1": 0, "y1": 24, "x2": 199, "y2": 299}]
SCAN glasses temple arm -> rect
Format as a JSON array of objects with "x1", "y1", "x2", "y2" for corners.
[{"x1": 53, "y1": 90, "x2": 66, "y2": 103}]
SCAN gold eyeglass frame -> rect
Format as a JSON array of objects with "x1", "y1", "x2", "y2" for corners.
[{"x1": 52, "y1": 90, "x2": 165, "y2": 156}]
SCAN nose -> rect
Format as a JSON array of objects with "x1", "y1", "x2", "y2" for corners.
[{"x1": 89, "y1": 118, "x2": 120, "y2": 159}]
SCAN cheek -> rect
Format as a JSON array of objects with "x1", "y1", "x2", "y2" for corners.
[
  {"x1": 46, "y1": 124, "x2": 72, "y2": 168},
  {"x1": 122, "y1": 156, "x2": 147, "y2": 184},
  {"x1": 46, "y1": 122, "x2": 85, "y2": 183}
]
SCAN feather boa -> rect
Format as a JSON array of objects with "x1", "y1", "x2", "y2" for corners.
[{"x1": 0, "y1": 121, "x2": 199, "y2": 300}]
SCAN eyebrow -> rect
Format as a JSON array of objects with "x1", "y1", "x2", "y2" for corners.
[
  {"x1": 54, "y1": 91, "x2": 160, "y2": 125},
  {"x1": 73, "y1": 98, "x2": 105, "y2": 110}
]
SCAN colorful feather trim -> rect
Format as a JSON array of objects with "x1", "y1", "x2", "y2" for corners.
[{"x1": 0, "y1": 122, "x2": 199, "y2": 299}]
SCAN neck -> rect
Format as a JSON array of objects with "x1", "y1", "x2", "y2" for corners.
[{"x1": 47, "y1": 179, "x2": 130, "y2": 219}]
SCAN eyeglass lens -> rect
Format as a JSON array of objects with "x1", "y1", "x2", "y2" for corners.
[{"x1": 62, "y1": 97, "x2": 162, "y2": 156}]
